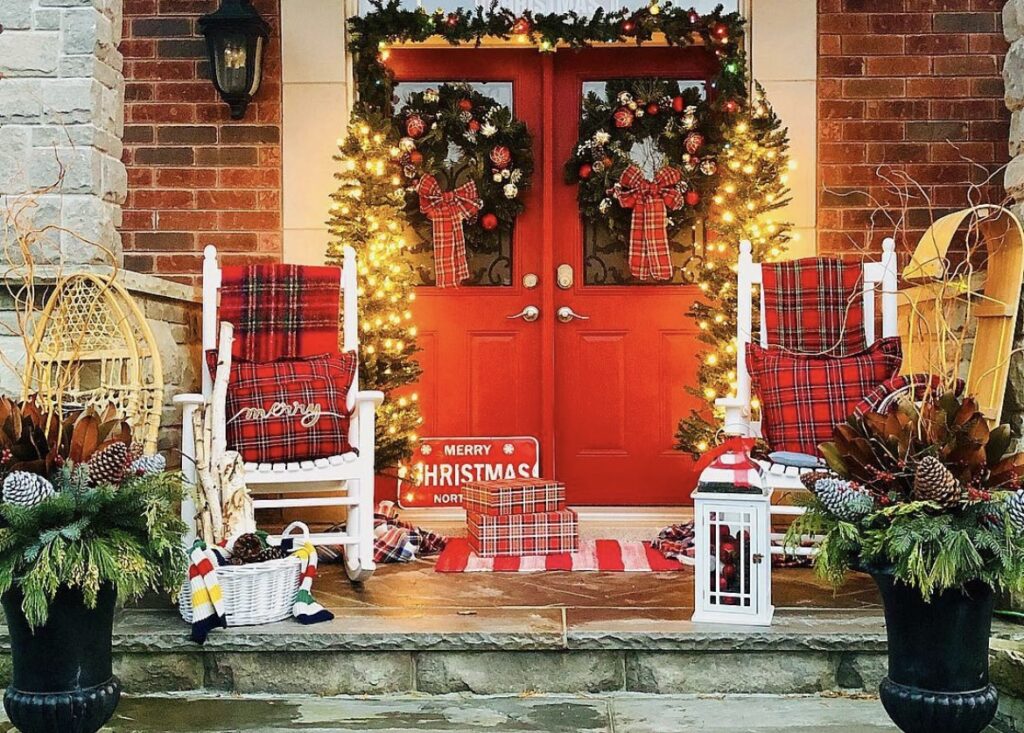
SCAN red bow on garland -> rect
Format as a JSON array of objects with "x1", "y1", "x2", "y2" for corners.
[
  {"x1": 612, "y1": 165, "x2": 686, "y2": 281},
  {"x1": 417, "y1": 174, "x2": 483, "y2": 288}
]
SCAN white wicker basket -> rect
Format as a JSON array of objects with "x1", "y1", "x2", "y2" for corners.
[{"x1": 179, "y1": 522, "x2": 308, "y2": 627}]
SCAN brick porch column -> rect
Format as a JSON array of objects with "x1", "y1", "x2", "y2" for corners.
[{"x1": 0, "y1": 0, "x2": 126, "y2": 265}]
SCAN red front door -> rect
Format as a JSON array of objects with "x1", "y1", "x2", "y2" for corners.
[{"x1": 388, "y1": 46, "x2": 714, "y2": 505}]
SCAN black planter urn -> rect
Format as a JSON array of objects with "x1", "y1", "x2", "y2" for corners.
[
  {"x1": 2, "y1": 584, "x2": 121, "y2": 733},
  {"x1": 871, "y1": 569, "x2": 997, "y2": 733}
]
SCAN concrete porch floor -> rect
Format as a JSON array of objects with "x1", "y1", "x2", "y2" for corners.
[{"x1": 0, "y1": 693, "x2": 916, "y2": 732}]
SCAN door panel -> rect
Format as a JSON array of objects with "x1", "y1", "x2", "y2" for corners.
[
  {"x1": 552, "y1": 48, "x2": 718, "y2": 505},
  {"x1": 387, "y1": 50, "x2": 546, "y2": 449}
]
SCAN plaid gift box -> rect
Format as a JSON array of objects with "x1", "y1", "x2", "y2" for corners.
[
  {"x1": 467, "y1": 509, "x2": 579, "y2": 558},
  {"x1": 462, "y1": 478, "x2": 566, "y2": 516}
]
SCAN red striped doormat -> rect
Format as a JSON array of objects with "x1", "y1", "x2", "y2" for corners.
[{"x1": 434, "y1": 538, "x2": 693, "y2": 573}]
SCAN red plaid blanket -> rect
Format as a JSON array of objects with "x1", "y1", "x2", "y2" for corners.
[
  {"x1": 220, "y1": 263, "x2": 341, "y2": 362},
  {"x1": 761, "y1": 257, "x2": 867, "y2": 357}
]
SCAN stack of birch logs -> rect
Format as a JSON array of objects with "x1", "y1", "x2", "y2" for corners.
[{"x1": 192, "y1": 322, "x2": 256, "y2": 544}]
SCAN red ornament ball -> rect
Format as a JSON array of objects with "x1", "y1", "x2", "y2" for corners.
[
  {"x1": 511, "y1": 17, "x2": 531, "y2": 35},
  {"x1": 578, "y1": 163, "x2": 593, "y2": 180},
  {"x1": 481, "y1": 213, "x2": 499, "y2": 230},
  {"x1": 724, "y1": 99, "x2": 739, "y2": 114},
  {"x1": 722, "y1": 563, "x2": 737, "y2": 580},
  {"x1": 468, "y1": 119, "x2": 481, "y2": 132},
  {"x1": 685, "y1": 132, "x2": 704, "y2": 155},
  {"x1": 613, "y1": 106, "x2": 635, "y2": 129},
  {"x1": 620, "y1": 18, "x2": 637, "y2": 35},
  {"x1": 672, "y1": 95, "x2": 685, "y2": 113},
  {"x1": 720, "y1": 540, "x2": 738, "y2": 560},
  {"x1": 684, "y1": 190, "x2": 700, "y2": 207},
  {"x1": 409, "y1": 150, "x2": 424, "y2": 166},
  {"x1": 711, "y1": 22, "x2": 729, "y2": 41},
  {"x1": 405, "y1": 114, "x2": 426, "y2": 138},
  {"x1": 489, "y1": 145, "x2": 512, "y2": 169},
  {"x1": 458, "y1": 98, "x2": 473, "y2": 112},
  {"x1": 446, "y1": 12, "x2": 459, "y2": 26},
  {"x1": 646, "y1": 102, "x2": 660, "y2": 116}
]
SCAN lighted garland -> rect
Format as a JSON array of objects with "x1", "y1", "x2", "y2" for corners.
[
  {"x1": 395, "y1": 83, "x2": 533, "y2": 275},
  {"x1": 565, "y1": 79, "x2": 717, "y2": 254},
  {"x1": 349, "y1": 0, "x2": 746, "y2": 114}
]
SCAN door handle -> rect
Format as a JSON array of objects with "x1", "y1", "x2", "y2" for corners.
[
  {"x1": 508, "y1": 305, "x2": 540, "y2": 322},
  {"x1": 557, "y1": 306, "x2": 590, "y2": 323}
]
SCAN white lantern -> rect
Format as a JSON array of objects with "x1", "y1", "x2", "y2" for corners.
[{"x1": 691, "y1": 450, "x2": 774, "y2": 626}]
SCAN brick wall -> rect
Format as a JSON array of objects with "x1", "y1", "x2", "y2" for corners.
[
  {"x1": 121, "y1": 0, "x2": 283, "y2": 284},
  {"x1": 818, "y1": 0, "x2": 1009, "y2": 259}
]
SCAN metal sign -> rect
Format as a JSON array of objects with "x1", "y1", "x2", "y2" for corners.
[{"x1": 398, "y1": 436, "x2": 540, "y2": 508}]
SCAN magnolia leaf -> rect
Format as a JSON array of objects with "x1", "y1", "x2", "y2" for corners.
[
  {"x1": 986, "y1": 424, "x2": 1012, "y2": 465},
  {"x1": 69, "y1": 413, "x2": 99, "y2": 464},
  {"x1": 819, "y1": 442, "x2": 847, "y2": 476}
]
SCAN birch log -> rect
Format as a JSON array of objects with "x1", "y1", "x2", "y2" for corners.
[
  {"x1": 191, "y1": 408, "x2": 216, "y2": 545},
  {"x1": 219, "y1": 450, "x2": 255, "y2": 538}
]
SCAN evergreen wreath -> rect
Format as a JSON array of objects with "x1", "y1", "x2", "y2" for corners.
[
  {"x1": 564, "y1": 78, "x2": 717, "y2": 250},
  {"x1": 394, "y1": 83, "x2": 534, "y2": 262}
]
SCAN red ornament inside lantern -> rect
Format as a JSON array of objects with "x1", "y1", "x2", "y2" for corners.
[
  {"x1": 578, "y1": 163, "x2": 593, "y2": 179},
  {"x1": 481, "y1": 212, "x2": 499, "y2": 230}
]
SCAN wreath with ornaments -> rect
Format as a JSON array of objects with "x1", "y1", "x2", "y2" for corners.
[
  {"x1": 393, "y1": 83, "x2": 533, "y2": 286},
  {"x1": 564, "y1": 79, "x2": 721, "y2": 263}
]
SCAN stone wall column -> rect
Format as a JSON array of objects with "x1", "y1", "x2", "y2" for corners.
[
  {"x1": 1004, "y1": 2, "x2": 1024, "y2": 434},
  {"x1": 0, "y1": 0, "x2": 126, "y2": 265}
]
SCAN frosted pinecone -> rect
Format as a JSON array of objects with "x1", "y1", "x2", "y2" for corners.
[
  {"x1": 130, "y1": 453, "x2": 166, "y2": 477},
  {"x1": 1007, "y1": 490, "x2": 1024, "y2": 534},
  {"x1": 814, "y1": 477, "x2": 875, "y2": 522},
  {"x1": 3, "y1": 472, "x2": 56, "y2": 508},
  {"x1": 88, "y1": 442, "x2": 130, "y2": 486}
]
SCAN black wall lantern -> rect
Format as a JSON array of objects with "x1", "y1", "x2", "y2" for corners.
[{"x1": 199, "y1": 0, "x2": 270, "y2": 120}]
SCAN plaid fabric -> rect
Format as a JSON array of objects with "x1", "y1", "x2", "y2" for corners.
[
  {"x1": 224, "y1": 353, "x2": 357, "y2": 463},
  {"x1": 761, "y1": 257, "x2": 867, "y2": 356},
  {"x1": 747, "y1": 337, "x2": 902, "y2": 454},
  {"x1": 462, "y1": 478, "x2": 565, "y2": 516},
  {"x1": 697, "y1": 449, "x2": 766, "y2": 494},
  {"x1": 417, "y1": 174, "x2": 482, "y2": 288},
  {"x1": 220, "y1": 263, "x2": 341, "y2": 362},
  {"x1": 652, "y1": 523, "x2": 696, "y2": 563},
  {"x1": 468, "y1": 509, "x2": 579, "y2": 558},
  {"x1": 852, "y1": 373, "x2": 966, "y2": 418},
  {"x1": 613, "y1": 165, "x2": 685, "y2": 281}
]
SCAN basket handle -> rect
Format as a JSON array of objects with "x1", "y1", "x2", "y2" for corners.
[{"x1": 280, "y1": 521, "x2": 311, "y2": 545}]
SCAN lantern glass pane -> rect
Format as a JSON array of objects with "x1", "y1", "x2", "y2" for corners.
[
  {"x1": 706, "y1": 507, "x2": 754, "y2": 610},
  {"x1": 212, "y1": 30, "x2": 252, "y2": 95}
]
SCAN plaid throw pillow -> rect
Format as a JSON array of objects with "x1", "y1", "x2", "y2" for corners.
[
  {"x1": 761, "y1": 257, "x2": 867, "y2": 357},
  {"x1": 224, "y1": 353, "x2": 357, "y2": 464},
  {"x1": 747, "y1": 337, "x2": 902, "y2": 455}
]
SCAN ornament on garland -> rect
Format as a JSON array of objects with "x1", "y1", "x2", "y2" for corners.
[
  {"x1": 612, "y1": 165, "x2": 686, "y2": 281},
  {"x1": 394, "y1": 83, "x2": 533, "y2": 287}
]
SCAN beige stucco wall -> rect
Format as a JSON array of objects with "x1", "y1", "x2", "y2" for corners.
[{"x1": 279, "y1": 1, "x2": 818, "y2": 264}]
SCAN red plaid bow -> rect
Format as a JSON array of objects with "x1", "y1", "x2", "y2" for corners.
[
  {"x1": 613, "y1": 165, "x2": 685, "y2": 281},
  {"x1": 417, "y1": 174, "x2": 482, "y2": 288}
]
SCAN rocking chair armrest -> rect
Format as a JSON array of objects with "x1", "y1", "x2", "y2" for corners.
[
  {"x1": 173, "y1": 393, "x2": 206, "y2": 407},
  {"x1": 355, "y1": 390, "x2": 385, "y2": 407}
]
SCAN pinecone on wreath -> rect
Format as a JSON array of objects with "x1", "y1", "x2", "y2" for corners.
[
  {"x1": 814, "y1": 477, "x2": 875, "y2": 522},
  {"x1": 3, "y1": 471, "x2": 56, "y2": 508},
  {"x1": 913, "y1": 456, "x2": 961, "y2": 508},
  {"x1": 87, "y1": 442, "x2": 130, "y2": 486},
  {"x1": 1006, "y1": 490, "x2": 1024, "y2": 534}
]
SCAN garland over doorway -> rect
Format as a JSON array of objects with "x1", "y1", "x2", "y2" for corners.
[{"x1": 345, "y1": 1, "x2": 794, "y2": 455}]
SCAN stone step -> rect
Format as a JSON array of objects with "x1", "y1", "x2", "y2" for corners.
[{"x1": 0, "y1": 609, "x2": 1020, "y2": 699}]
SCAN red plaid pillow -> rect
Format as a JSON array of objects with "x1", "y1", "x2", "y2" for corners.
[
  {"x1": 746, "y1": 337, "x2": 902, "y2": 455},
  {"x1": 224, "y1": 353, "x2": 357, "y2": 463}
]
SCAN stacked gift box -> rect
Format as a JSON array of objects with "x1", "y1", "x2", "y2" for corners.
[{"x1": 462, "y1": 478, "x2": 578, "y2": 557}]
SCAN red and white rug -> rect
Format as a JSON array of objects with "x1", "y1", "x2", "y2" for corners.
[{"x1": 434, "y1": 538, "x2": 693, "y2": 573}]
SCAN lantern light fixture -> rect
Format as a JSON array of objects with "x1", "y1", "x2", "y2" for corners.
[{"x1": 199, "y1": 0, "x2": 270, "y2": 120}]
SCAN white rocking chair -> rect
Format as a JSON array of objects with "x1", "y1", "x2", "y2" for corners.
[
  {"x1": 716, "y1": 238, "x2": 899, "y2": 555},
  {"x1": 176, "y1": 245, "x2": 383, "y2": 582}
]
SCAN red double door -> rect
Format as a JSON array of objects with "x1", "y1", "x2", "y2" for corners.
[{"x1": 389, "y1": 46, "x2": 716, "y2": 505}]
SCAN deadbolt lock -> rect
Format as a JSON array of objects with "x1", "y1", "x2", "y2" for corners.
[{"x1": 556, "y1": 264, "x2": 574, "y2": 290}]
